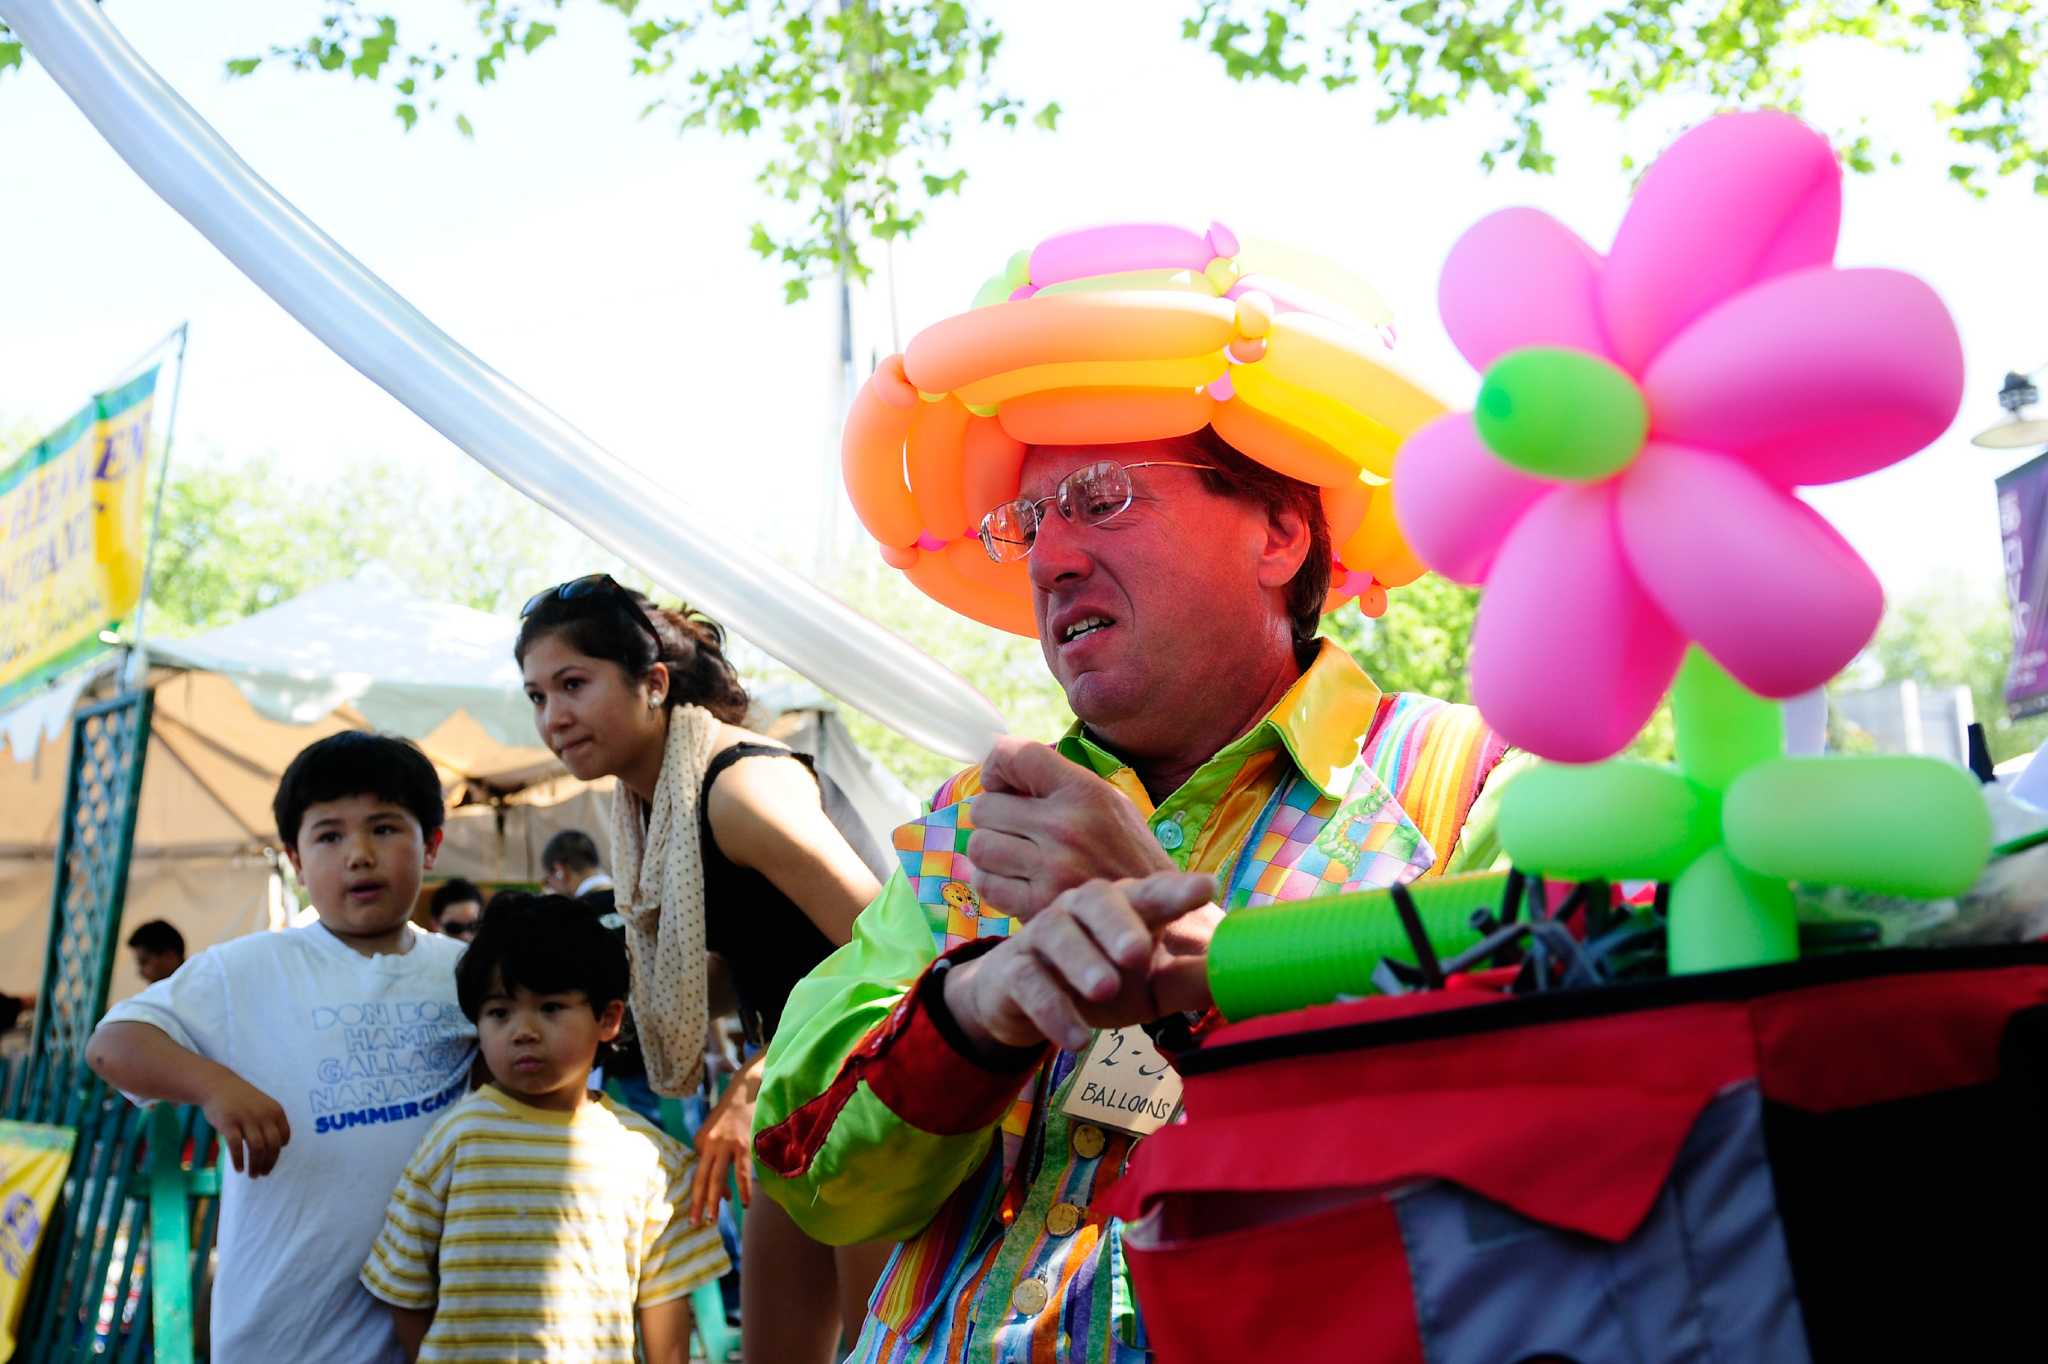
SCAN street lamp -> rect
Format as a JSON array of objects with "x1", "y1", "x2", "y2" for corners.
[{"x1": 1972, "y1": 366, "x2": 2048, "y2": 449}]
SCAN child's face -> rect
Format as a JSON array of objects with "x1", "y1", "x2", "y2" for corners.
[
  {"x1": 286, "y1": 795, "x2": 440, "y2": 952},
  {"x1": 521, "y1": 633, "x2": 668, "y2": 783},
  {"x1": 477, "y1": 979, "x2": 624, "y2": 1112}
]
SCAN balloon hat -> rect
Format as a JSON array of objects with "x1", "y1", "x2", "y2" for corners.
[{"x1": 842, "y1": 222, "x2": 1449, "y2": 635}]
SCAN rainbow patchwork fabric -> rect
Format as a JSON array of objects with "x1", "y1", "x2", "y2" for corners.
[
  {"x1": 889, "y1": 799, "x2": 1016, "y2": 954},
  {"x1": 1225, "y1": 764, "x2": 1436, "y2": 907}
]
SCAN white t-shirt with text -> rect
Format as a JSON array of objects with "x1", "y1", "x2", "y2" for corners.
[{"x1": 100, "y1": 922, "x2": 475, "y2": 1364}]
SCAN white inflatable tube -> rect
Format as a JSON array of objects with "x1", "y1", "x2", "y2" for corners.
[{"x1": 0, "y1": 0, "x2": 1007, "y2": 762}]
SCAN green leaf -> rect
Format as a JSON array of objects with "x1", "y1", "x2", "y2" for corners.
[
  {"x1": 225, "y1": 56, "x2": 262, "y2": 78},
  {"x1": 747, "y1": 224, "x2": 776, "y2": 257},
  {"x1": 455, "y1": 112, "x2": 474, "y2": 139},
  {"x1": 395, "y1": 102, "x2": 418, "y2": 131},
  {"x1": 522, "y1": 22, "x2": 557, "y2": 55},
  {"x1": 1033, "y1": 100, "x2": 1061, "y2": 130},
  {"x1": 782, "y1": 277, "x2": 811, "y2": 304}
]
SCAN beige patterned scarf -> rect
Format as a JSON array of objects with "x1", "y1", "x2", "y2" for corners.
[{"x1": 606, "y1": 703, "x2": 720, "y2": 1097}]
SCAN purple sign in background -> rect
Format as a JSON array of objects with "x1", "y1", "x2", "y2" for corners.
[{"x1": 1998, "y1": 450, "x2": 2048, "y2": 719}]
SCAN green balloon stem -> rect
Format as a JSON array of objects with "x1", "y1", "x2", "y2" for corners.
[
  {"x1": 1207, "y1": 873, "x2": 1504, "y2": 1021},
  {"x1": 1667, "y1": 849, "x2": 1798, "y2": 975},
  {"x1": 1670, "y1": 649, "x2": 1782, "y2": 792}
]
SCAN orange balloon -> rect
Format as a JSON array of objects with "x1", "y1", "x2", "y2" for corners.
[
  {"x1": 1341, "y1": 486, "x2": 1427, "y2": 588},
  {"x1": 961, "y1": 416, "x2": 1028, "y2": 529},
  {"x1": 1208, "y1": 397, "x2": 1358, "y2": 487},
  {"x1": 871, "y1": 351, "x2": 919, "y2": 408},
  {"x1": 905, "y1": 291, "x2": 1235, "y2": 395},
  {"x1": 1321, "y1": 472, "x2": 1371, "y2": 550},
  {"x1": 907, "y1": 396, "x2": 976, "y2": 539},
  {"x1": 996, "y1": 387, "x2": 1214, "y2": 446},
  {"x1": 904, "y1": 539, "x2": 1038, "y2": 637},
  {"x1": 841, "y1": 376, "x2": 920, "y2": 548}
]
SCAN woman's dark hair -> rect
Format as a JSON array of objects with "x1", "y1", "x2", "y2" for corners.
[
  {"x1": 515, "y1": 581, "x2": 750, "y2": 723},
  {"x1": 454, "y1": 892, "x2": 629, "y2": 1025},
  {"x1": 1177, "y1": 426, "x2": 1334, "y2": 647},
  {"x1": 272, "y1": 731, "x2": 445, "y2": 851}
]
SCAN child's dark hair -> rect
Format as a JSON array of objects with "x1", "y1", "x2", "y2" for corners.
[
  {"x1": 454, "y1": 893, "x2": 629, "y2": 1026},
  {"x1": 514, "y1": 580, "x2": 750, "y2": 723},
  {"x1": 273, "y1": 731, "x2": 444, "y2": 851}
]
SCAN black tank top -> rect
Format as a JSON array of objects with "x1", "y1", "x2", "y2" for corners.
[{"x1": 699, "y1": 743, "x2": 893, "y2": 1046}]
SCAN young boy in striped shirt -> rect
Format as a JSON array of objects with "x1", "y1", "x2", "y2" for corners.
[{"x1": 361, "y1": 894, "x2": 727, "y2": 1363}]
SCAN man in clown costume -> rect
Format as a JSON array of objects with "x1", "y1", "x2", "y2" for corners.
[{"x1": 754, "y1": 228, "x2": 1522, "y2": 1362}]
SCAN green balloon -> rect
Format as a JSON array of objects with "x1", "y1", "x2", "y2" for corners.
[
  {"x1": 1667, "y1": 847, "x2": 1798, "y2": 975},
  {"x1": 1207, "y1": 873, "x2": 1502, "y2": 1021},
  {"x1": 1474, "y1": 347, "x2": 1648, "y2": 483},
  {"x1": 1497, "y1": 759, "x2": 1718, "y2": 881},
  {"x1": 1670, "y1": 649, "x2": 1782, "y2": 792},
  {"x1": 1723, "y1": 756, "x2": 1992, "y2": 897}
]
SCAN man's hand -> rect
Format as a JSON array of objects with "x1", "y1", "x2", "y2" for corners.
[
  {"x1": 201, "y1": 1073, "x2": 292, "y2": 1177},
  {"x1": 945, "y1": 871, "x2": 1221, "y2": 1053},
  {"x1": 967, "y1": 738, "x2": 1177, "y2": 918}
]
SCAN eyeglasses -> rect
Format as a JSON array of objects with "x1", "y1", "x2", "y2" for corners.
[
  {"x1": 521, "y1": 574, "x2": 660, "y2": 645},
  {"x1": 440, "y1": 920, "x2": 479, "y2": 940},
  {"x1": 978, "y1": 460, "x2": 1209, "y2": 564}
]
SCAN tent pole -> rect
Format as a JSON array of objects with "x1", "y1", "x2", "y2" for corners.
[{"x1": 123, "y1": 319, "x2": 190, "y2": 681}]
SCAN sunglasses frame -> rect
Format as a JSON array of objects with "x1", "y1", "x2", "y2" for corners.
[{"x1": 521, "y1": 574, "x2": 661, "y2": 646}]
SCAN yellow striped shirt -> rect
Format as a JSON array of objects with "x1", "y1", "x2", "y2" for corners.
[{"x1": 361, "y1": 1085, "x2": 728, "y2": 1362}]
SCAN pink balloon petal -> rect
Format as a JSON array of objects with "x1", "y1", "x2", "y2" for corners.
[
  {"x1": 1617, "y1": 442, "x2": 1884, "y2": 697},
  {"x1": 1469, "y1": 485, "x2": 1687, "y2": 761},
  {"x1": 1439, "y1": 208, "x2": 1615, "y2": 371},
  {"x1": 1393, "y1": 413, "x2": 1554, "y2": 585},
  {"x1": 1602, "y1": 112, "x2": 1841, "y2": 374},
  {"x1": 1641, "y1": 268, "x2": 1964, "y2": 486}
]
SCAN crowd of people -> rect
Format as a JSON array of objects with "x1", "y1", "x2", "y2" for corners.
[
  {"x1": 69, "y1": 222, "x2": 1529, "y2": 1363},
  {"x1": 80, "y1": 418, "x2": 1512, "y2": 1364}
]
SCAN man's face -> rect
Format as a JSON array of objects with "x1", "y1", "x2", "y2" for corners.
[
  {"x1": 434, "y1": 899, "x2": 483, "y2": 941},
  {"x1": 131, "y1": 947, "x2": 182, "y2": 984},
  {"x1": 1016, "y1": 441, "x2": 1298, "y2": 752},
  {"x1": 543, "y1": 863, "x2": 578, "y2": 896}
]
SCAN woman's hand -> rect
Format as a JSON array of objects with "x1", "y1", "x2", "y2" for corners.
[{"x1": 689, "y1": 1054, "x2": 765, "y2": 1224}]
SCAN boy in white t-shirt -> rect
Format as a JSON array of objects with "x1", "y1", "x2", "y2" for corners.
[{"x1": 86, "y1": 732, "x2": 477, "y2": 1364}]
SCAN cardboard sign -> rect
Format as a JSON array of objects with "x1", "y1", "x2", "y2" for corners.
[{"x1": 1060, "y1": 1026, "x2": 1183, "y2": 1137}]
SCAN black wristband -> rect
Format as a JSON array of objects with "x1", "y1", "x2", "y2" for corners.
[{"x1": 924, "y1": 940, "x2": 1048, "y2": 1073}]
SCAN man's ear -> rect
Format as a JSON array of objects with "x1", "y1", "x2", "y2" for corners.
[
  {"x1": 596, "y1": 998, "x2": 626, "y2": 1041},
  {"x1": 1255, "y1": 499, "x2": 1314, "y2": 591},
  {"x1": 422, "y1": 827, "x2": 444, "y2": 870},
  {"x1": 284, "y1": 845, "x2": 303, "y2": 877}
]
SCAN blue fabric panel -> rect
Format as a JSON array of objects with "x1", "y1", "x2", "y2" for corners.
[{"x1": 1394, "y1": 1082, "x2": 1809, "y2": 1364}]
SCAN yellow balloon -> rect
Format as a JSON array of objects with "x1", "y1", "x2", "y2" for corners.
[{"x1": 1262, "y1": 311, "x2": 1447, "y2": 438}]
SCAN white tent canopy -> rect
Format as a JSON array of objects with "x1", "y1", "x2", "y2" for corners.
[{"x1": 1, "y1": 567, "x2": 917, "y2": 1003}]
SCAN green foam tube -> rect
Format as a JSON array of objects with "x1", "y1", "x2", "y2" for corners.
[{"x1": 1207, "y1": 872, "x2": 1510, "y2": 1021}]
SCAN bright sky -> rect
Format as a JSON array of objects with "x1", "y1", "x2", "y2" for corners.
[{"x1": 5, "y1": 1, "x2": 2044, "y2": 629}]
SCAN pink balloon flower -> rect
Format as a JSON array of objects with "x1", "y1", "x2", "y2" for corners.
[{"x1": 1394, "y1": 112, "x2": 1964, "y2": 762}]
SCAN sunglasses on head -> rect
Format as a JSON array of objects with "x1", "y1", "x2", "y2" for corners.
[{"x1": 521, "y1": 574, "x2": 661, "y2": 645}]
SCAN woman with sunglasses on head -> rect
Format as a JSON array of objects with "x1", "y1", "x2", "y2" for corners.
[{"x1": 516, "y1": 575, "x2": 894, "y2": 1363}]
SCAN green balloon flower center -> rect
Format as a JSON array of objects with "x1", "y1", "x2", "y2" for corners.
[{"x1": 1475, "y1": 347, "x2": 1648, "y2": 483}]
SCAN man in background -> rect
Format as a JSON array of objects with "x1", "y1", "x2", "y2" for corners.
[
  {"x1": 541, "y1": 830, "x2": 614, "y2": 911},
  {"x1": 427, "y1": 879, "x2": 485, "y2": 940},
  {"x1": 127, "y1": 919, "x2": 186, "y2": 984}
]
